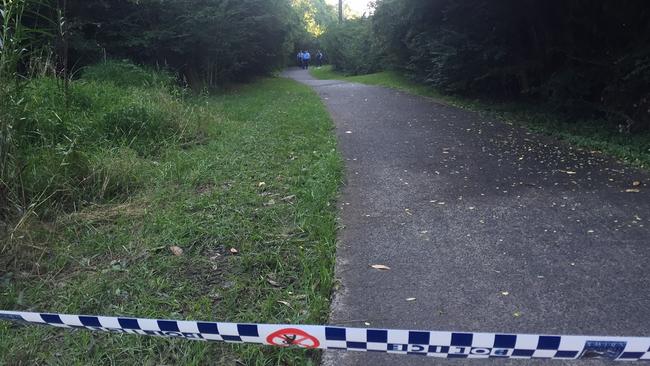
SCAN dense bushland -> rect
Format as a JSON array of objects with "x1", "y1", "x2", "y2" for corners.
[
  {"x1": 321, "y1": 17, "x2": 380, "y2": 75},
  {"x1": 325, "y1": 0, "x2": 650, "y2": 133},
  {"x1": 62, "y1": 0, "x2": 298, "y2": 86},
  {"x1": 13, "y1": 0, "x2": 307, "y2": 87}
]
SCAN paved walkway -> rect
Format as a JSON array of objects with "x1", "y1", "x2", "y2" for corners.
[{"x1": 283, "y1": 68, "x2": 650, "y2": 365}]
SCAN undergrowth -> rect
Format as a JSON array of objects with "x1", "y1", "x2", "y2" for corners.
[
  {"x1": 1, "y1": 63, "x2": 342, "y2": 364},
  {"x1": 2, "y1": 61, "x2": 204, "y2": 224}
]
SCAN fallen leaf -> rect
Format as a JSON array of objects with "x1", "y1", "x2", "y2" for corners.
[
  {"x1": 265, "y1": 199, "x2": 276, "y2": 205},
  {"x1": 258, "y1": 182, "x2": 266, "y2": 187},
  {"x1": 364, "y1": 322, "x2": 371, "y2": 326},
  {"x1": 267, "y1": 278, "x2": 281, "y2": 287},
  {"x1": 501, "y1": 291, "x2": 509, "y2": 296},
  {"x1": 280, "y1": 195, "x2": 296, "y2": 201},
  {"x1": 169, "y1": 246, "x2": 183, "y2": 256},
  {"x1": 345, "y1": 130, "x2": 352, "y2": 134},
  {"x1": 513, "y1": 311, "x2": 522, "y2": 318},
  {"x1": 565, "y1": 171, "x2": 576, "y2": 175},
  {"x1": 370, "y1": 264, "x2": 391, "y2": 271},
  {"x1": 633, "y1": 181, "x2": 641, "y2": 186},
  {"x1": 406, "y1": 297, "x2": 416, "y2": 302},
  {"x1": 277, "y1": 300, "x2": 291, "y2": 307},
  {"x1": 625, "y1": 189, "x2": 640, "y2": 193},
  {"x1": 230, "y1": 248, "x2": 239, "y2": 255}
]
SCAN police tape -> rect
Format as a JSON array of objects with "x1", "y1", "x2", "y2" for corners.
[{"x1": 1, "y1": 310, "x2": 649, "y2": 361}]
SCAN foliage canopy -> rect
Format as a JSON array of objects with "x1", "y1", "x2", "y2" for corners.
[{"x1": 325, "y1": 0, "x2": 650, "y2": 132}]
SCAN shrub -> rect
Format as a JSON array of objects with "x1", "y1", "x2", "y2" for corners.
[{"x1": 322, "y1": 18, "x2": 381, "y2": 75}]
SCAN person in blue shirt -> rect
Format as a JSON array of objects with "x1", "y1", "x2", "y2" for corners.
[
  {"x1": 303, "y1": 51, "x2": 311, "y2": 69},
  {"x1": 297, "y1": 51, "x2": 304, "y2": 68}
]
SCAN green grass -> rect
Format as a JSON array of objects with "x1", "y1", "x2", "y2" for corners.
[
  {"x1": 311, "y1": 66, "x2": 650, "y2": 169},
  {"x1": 0, "y1": 76, "x2": 342, "y2": 365}
]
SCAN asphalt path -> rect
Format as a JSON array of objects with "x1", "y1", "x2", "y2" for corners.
[{"x1": 283, "y1": 68, "x2": 650, "y2": 365}]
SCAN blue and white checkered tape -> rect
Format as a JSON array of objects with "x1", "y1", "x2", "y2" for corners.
[{"x1": 1, "y1": 310, "x2": 649, "y2": 361}]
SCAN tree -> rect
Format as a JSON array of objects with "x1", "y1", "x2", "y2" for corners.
[
  {"x1": 47, "y1": 0, "x2": 299, "y2": 86},
  {"x1": 350, "y1": 0, "x2": 650, "y2": 131}
]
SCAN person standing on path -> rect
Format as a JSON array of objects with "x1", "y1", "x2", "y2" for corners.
[
  {"x1": 303, "y1": 50, "x2": 311, "y2": 70},
  {"x1": 316, "y1": 50, "x2": 324, "y2": 67},
  {"x1": 296, "y1": 50, "x2": 304, "y2": 68}
]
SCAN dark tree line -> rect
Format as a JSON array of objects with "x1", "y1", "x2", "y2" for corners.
[
  {"x1": 73, "y1": 0, "x2": 300, "y2": 86},
  {"x1": 18, "y1": 0, "x2": 304, "y2": 87},
  {"x1": 327, "y1": 0, "x2": 650, "y2": 132}
]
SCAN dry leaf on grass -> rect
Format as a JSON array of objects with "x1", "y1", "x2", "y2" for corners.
[
  {"x1": 267, "y1": 278, "x2": 281, "y2": 287},
  {"x1": 169, "y1": 246, "x2": 183, "y2": 256},
  {"x1": 277, "y1": 300, "x2": 291, "y2": 307},
  {"x1": 229, "y1": 248, "x2": 239, "y2": 255}
]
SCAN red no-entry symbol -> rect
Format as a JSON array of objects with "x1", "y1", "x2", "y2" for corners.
[{"x1": 266, "y1": 328, "x2": 321, "y2": 349}]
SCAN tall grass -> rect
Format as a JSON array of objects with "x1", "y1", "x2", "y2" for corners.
[
  {"x1": 0, "y1": 0, "x2": 54, "y2": 231},
  {"x1": 1, "y1": 60, "x2": 206, "y2": 259},
  {"x1": 0, "y1": 0, "x2": 29, "y2": 227}
]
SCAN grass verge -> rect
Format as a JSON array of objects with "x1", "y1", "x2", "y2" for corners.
[
  {"x1": 311, "y1": 66, "x2": 650, "y2": 169},
  {"x1": 0, "y1": 76, "x2": 342, "y2": 365}
]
